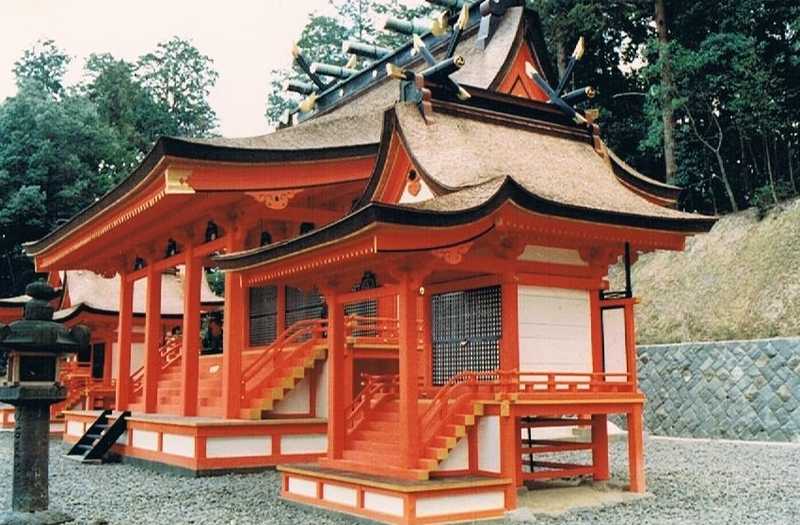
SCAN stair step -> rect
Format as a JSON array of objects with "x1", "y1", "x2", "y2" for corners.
[
  {"x1": 351, "y1": 429, "x2": 396, "y2": 442},
  {"x1": 342, "y1": 450, "x2": 404, "y2": 466},
  {"x1": 369, "y1": 411, "x2": 400, "y2": 423},
  {"x1": 363, "y1": 421, "x2": 400, "y2": 433},
  {"x1": 318, "y1": 458, "x2": 429, "y2": 481},
  {"x1": 348, "y1": 440, "x2": 398, "y2": 454}
]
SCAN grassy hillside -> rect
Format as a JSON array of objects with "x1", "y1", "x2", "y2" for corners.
[{"x1": 611, "y1": 197, "x2": 800, "y2": 344}]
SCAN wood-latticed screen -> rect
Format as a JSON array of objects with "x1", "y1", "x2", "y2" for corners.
[
  {"x1": 249, "y1": 285, "x2": 278, "y2": 346},
  {"x1": 431, "y1": 285, "x2": 502, "y2": 385},
  {"x1": 285, "y1": 287, "x2": 325, "y2": 327}
]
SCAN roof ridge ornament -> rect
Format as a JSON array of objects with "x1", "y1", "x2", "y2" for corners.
[
  {"x1": 523, "y1": 37, "x2": 596, "y2": 126},
  {"x1": 476, "y1": 0, "x2": 521, "y2": 50},
  {"x1": 387, "y1": 43, "x2": 469, "y2": 122}
]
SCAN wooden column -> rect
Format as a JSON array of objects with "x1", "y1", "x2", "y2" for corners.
[
  {"x1": 222, "y1": 232, "x2": 246, "y2": 419},
  {"x1": 627, "y1": 405, "x2": 645, "y2": 492},
  {"x1": 276, "y1": 285, "x2": 286, "y2": 335},
  {"x1": 624, "y1": 301, "x2": 638, "y2": 389},
  {"x1": 142, "y1": 265, "x2": 162, "y2": 413},
  {"x1": 499, "y1": 411, "x2": 519, "y2": 508},
  {"x1": 398, "y1": 278, "x2": 419, "y2": 470},
  {"x1": 421, "y1": 293, "x2": 433, "y2": 388},
  {"x1": 102, "y1": 334, "x2": 113, "y2": 385},
  {"x1": 591, "y1": 414, "x2": 610, "y2": 481},
  {"x1": 180, "y1": 244, "x2": 202, "y2": 416},
  {"x1": 115, "y1": 272, "x2": 134, "y2": 410},
  {"x1": 500, "y1": 275, "x2": 519, "y2": 372},
  {"x1": 325, "y1": 289, "x2": 345, "y2": 459},
  {"x1": 590, "y1": 291, "x2": 604, "y2": 374}
]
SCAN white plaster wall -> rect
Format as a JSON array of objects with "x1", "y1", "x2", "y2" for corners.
[
  {"x1": 131, "y1": 429, "x2": 159, "y2": 451},
  {"x1": 416, "y1": 490, "x2": 505, "y2": 518},
  {"x1": 280, "y1": 434, "x2": 327, "y2": 455},
  {"x1": 272, "y1": 376, "x2": 311, "y2": 414},
  {"x1": 111, "y1": 342, "x2": 144, "y2": 380},
  {"x1": 287, "y1": 477, "x2": 317, "y2": 498},
  {"x1": 364, "y1": 491, "x2": 404, "y2": 517},
  {"x1": 206, "y1": 436, "x2": 272, "y2": 458},
  {"x1": 322, "y1": 483, "x2": 358, "y2": 507},
  {"x1": 518, "y1": 286, "x2": 592, "y2": 374},
  {"x1": 50, "y1": 423, "x2": 65, "y2": 433},
  {"x1": 315, "y1": 359, "x2": 329, "y2": 419},
  {"x1": 162, "y1": 433, "x2": 195, "y2": 458},
  {"x1": 518, "y1": 245, "x2": 587, "y2": 266},
  {"x1": 602, "y1": 308, "x2": 628, "y2": 381},
  {"x1": 66, "y1": 421, "x2": 84, "y2": 437},
  {"x1": 477, "y1": 416, "x2": 501, "y2": 473},
  {"x1": 435, "y1": 435, "x2": 469, "y2": 472}
]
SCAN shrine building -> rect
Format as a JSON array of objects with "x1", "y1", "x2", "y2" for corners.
[{"x1": 20, "y1": 1, "x2": 714, "y2": 523}]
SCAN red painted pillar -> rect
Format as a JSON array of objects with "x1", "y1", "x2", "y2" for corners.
[
  {"x1": 501, "y1": 276, "x2": 520, "y2": 372},
  {"x1": 591, "y1": 414, "x2": 610, "y2": 481},
  {"x1": 115, "y1": 272, "x2": 134, "y2": 410},
  {"x1": 590, "y1": 291, "x2": 604, "y2": 374},
  {"x1": 499, "y1": 411, "x2": 519, "y2": 508},
  {"x1": 142, "y1": 265, "x2": 162, "y2": 413},
  {"x1": 222, "y1": 232, "x2": 246, "y2": 419},
  {"x1": 627, "y1": 405, "x2": 646, "y2": 492},
  {"x1": 325, "y1": 290, "x2": 345, "y2": 459},
  {"x1": 624, "y1": 301, "x2": 638, "y2": 389},
  {"x1": 180, "y1": 245, "x2": 202, "y2": 416},
  {"x1": 276, "y1": 285, "x2": 286, "y2": 335},
  {"x1": 398, "y1": 279, "x2": 419, "y2": 470}
]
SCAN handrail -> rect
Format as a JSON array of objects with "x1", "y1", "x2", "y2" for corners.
[
  {"x1": 130, "y1": 335, "x2": 183, "y2": 395},
  {"x1": 240, "y1": 319, "x2": 326, "y2": 386},
  {"x1": 345, "y1": 373, "x2": 400, "y2": 434},
  {"x1": 239, "y1": 319, "x2": 327, "y2": 403}
]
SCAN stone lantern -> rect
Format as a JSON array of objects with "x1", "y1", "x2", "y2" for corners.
[{"x1": 0, "y1": 280, "x2": 90, "y2": 525}]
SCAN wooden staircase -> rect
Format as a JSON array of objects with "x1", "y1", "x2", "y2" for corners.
[
  {"x1": 239, "y1": 320, "x2": 327, "y2": 420},
  {"x1": 322, "y1": 374, "x2": 486, "y2": 480},
  {"x1": 66, "y1": 410, "x2": 130, "y2": 463}
]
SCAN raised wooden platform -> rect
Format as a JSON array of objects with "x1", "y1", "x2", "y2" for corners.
[
  {"x1": 279, "y1": 463, "x2": 512, "y2": 525},
  {"x1": 1, "y1": 404, "x2": 65, "y2": 435},
  {"x1": 62, "y1": 410, "x2": 327, "y2": 475}
]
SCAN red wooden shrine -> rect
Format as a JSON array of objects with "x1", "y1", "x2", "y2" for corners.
[{"x1": 19, "y1": 2, "x2": 715, "y2": 523}]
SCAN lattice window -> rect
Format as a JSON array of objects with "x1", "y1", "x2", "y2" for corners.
[
  {"x1": 344, "y1": 271, "x2": 379, "y2": 336},
  {"x1": 249, "y1": 285, "x2": 277, "y2": 346},
  {"x1": 285, "y1": 286, "x2": 325, "y2": 327},
  {"x1": 431, "y1": 285, "x2": 501, "y2": 385}
]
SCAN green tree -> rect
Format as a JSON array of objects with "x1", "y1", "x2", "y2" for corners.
[
  {"x1": 12, "y1": 39, "x2": 70, "y2": 96},
  {"x1": 137, "y1": 37, "x2": 219, "y2": 137}
]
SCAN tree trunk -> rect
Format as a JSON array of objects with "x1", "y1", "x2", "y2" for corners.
[
  {"x1": 655, "y1": 0, "x2": 678, "y2": 184},
  {"x1": 764, "y1": 135, "x2": 779, "y2": 204},
  {"x1": 556, "y1": 38, "x2": 568, "y2": 78},
  {"x1": 714, "y1": 150, "x2": 739, "y2": 212},
  {"x1": 788, "y1": 143, "x2": 797, "y2": 194}
]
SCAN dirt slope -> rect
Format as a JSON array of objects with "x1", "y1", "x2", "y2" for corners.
[{"x1": 610, "y1": 197, "x2": 800, "y2": 344}]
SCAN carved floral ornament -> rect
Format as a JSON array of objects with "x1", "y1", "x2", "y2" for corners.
[
  {"x1": 164, "y1": 168, "x2": 195, "y2": 194},
  {"x1": 431, "y1": 242, "x2": 473, "y2": 265},
  {"x1": 246, "y1": 190, "x2": 303, "y2": 210}
]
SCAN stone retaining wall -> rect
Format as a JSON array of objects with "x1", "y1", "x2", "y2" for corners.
[{"x1": 636, "y1": 337, "x2": 800, "y2": 442}]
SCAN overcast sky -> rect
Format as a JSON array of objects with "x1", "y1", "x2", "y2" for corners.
[{"x1": 0, "y1": 0, "x2": 347, "y2": 137}]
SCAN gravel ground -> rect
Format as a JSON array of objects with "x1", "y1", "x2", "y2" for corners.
[{"x1": 0, "y1": 433, "x2": 798, "y2": 524}]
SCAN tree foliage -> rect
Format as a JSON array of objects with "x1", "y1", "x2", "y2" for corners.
[{"x1": 0, "y1": 38, "x2": 219, "y2": 296}]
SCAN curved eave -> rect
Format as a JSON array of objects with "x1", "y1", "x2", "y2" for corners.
[
  {"x1": 24, "y1": 136, "x2": 379, "y2": 256},
  {"x1": 606, "y1": 148, "x2": 682, "y2": 205},
  {"x1": 215, "y1": 177, "x2": 717, "y2": 272}
]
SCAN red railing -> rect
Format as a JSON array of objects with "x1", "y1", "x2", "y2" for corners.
[
  {"x1": 415, "y1": 369, "x2": 635, "y2": 450},
  {"x1": 239, "y1": 319, "x2": 327, "y2": 404},
  {"x1": 130, "y1": 335, "x2": 183, "y2": 396},
  {"x1": 344, "y1": 315, "x2": 424, "y2": 348},
  {"x1": 345, "y1": 373, "x2": 400, "y2": 434}
]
